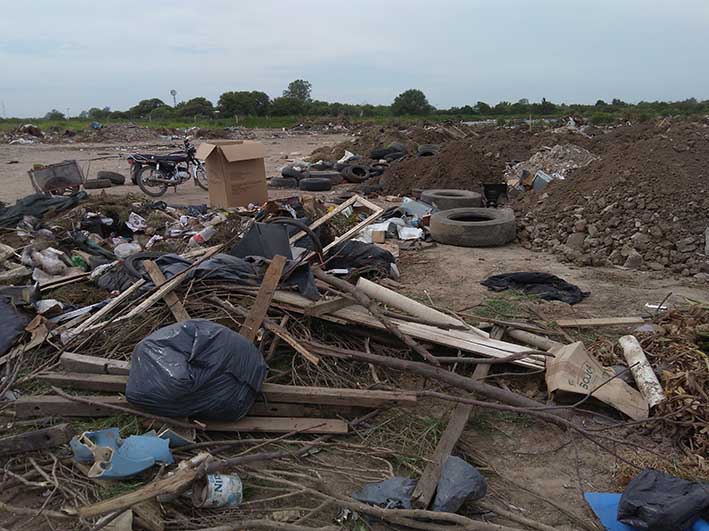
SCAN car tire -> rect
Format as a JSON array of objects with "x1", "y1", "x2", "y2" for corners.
[
  {"x1": 97, "y1": 171, "x2": 126, "y2": 186},
  {"x1": 384, "y1": 151, "x2": 406, "y2": 162},
  {"x1": 421, "y1": 189, "x2": 483, "y2": 210},
  {"x1": 429, "y1": 208, "x2": 516, "y2": 247},
  {"x1": 282, "y1": 165, "x2": 308, "y2": 180},
  {"x1": 341, "y1": 165, "x2": 371, "y2": 183},
  {"x1": 270, "y1": 177, "x2": 298, "y2": 188},
  {"x1": 417, "y1": 144, "x2": 440, "y2": 157},
  {"x1": 84, "y1": 178, "x2": 113, "y2": 190},
  {"x1": 309, "y1": 170, "x2": 343, "y2": 186},
  {"x1": 299, "y1": 177, "x2": 332, "y2": 192}
]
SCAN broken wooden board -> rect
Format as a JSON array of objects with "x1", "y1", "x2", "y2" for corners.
[
  {"x1": 304, "y1": 296, "x2": 357, "y2": 317},
  {"x1": 240, "y1": 255, "x2": 287, "y2": 341},
  {"x1": 272, "y1": 290, "x2": 544, "y2": 369},
  {"x1": 555, "y1": 317, "x2": 645, "y2": 328},
  {"x1": 143, "y1": 260, "x2": 190, "y2": 322},
  {"x1": 33, "y1": 373, "x2": 418, "y2": 408},
  {"x1": 60, "y1": 352, "x2": 130, "y2": 375},
  {"x1": 411, "y1": 363, "x2": 490, "y2": 508},
  {"x1": 0, "y1": 423, "x2": 75, "y2": 457},
  {"x1": 10, "y1": 395, "x2": 365, "y2": 420},
  {"x1": 202, "y1": 417, "x2": 348, "y2": 434}
]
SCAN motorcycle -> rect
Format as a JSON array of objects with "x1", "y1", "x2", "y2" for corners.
[{"x1": 127, "y1": 138, "x2": 208, "y2": 197}]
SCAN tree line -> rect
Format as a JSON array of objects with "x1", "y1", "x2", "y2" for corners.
[{"x1": 37, "y1": 79, "x2": 709, "y2": 124}]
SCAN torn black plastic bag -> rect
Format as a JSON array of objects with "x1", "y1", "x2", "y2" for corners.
[
  {"x1": 617, "y1": 469, "x2": 709, "y2": 531},
  {"x1": 0, "y1": 191, "x2": 87, "y2": 228},
  {"x1": 0, "y1": 298, "x2": 31, "y2": 355},
  {"x1": 126, "y1": 320, "x2": 268, "y2": 420},
  {"x1": 432, "y1": 456, "x2": 487, "y2": 513},
  {"x1": 326, "y1": 240, "x2": 396, "y2": 277},
  {"x1": 148, "y1": 253, "x2": 319, "y2": 300},
  {"x1": 353, "y1": 476, "x2": 417, "y2": 510},
  {"x1": 480, "y1": 272, "x2": 589, "y2": 305}
]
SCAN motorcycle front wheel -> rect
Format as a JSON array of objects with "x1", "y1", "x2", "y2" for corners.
[
  {"x1": 194, "y1": 165, "x2": 208, "y2": 191},
  {"x1": 137, "y1": 166, "x2": 168, "y2": 197}
]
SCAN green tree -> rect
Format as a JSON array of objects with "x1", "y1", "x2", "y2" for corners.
[
  {"x1": 475, "y1": 101, "x2": 492, "y2": 115},
  {"x1": 283, "y1": 79, "x2": 312, "y2": 102},
  {"x1": 270, "y1": 96, "x2": 305, "y2": 116},
  {"x1": 391, "y1": 89, "x2": 433, "y2": 115},
  {"x1": 88, "y1": 107, "x2": 111, "y2": 120},
  {"x1": 44, "y1": 109, "x2": 65, "y2": 120},
  {"x1": 174, "y1": 97, "x2": 215, "y2": 118},
  {"x1": 128, "y1": 98, "x2": 166, "y2": 118},
  {"x1": 537, "y1": 97, "x2": 556, "y2": 115},
  {"x1": 150, "y1": 105, "x2": 175, "y2": 119},
  {"x1": 217, "y1": 91, "x2": 270, "y2": 117}
]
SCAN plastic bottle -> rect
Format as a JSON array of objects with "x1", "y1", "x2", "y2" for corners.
[{"x1": 188, "y1": 226, "x2": 217, "y2": 247}]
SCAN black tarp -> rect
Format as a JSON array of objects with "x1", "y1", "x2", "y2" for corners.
[
  {"x1": 480, "y1": 272, "x2": 589, "y2": 305},
  {"x1": 0, "y1": 192, "x2": 87, "y2": 228}
]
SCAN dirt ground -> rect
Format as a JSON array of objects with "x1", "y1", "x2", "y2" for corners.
[{"x1": 0, "y1": 132, "x2": 349, "y2": 204}]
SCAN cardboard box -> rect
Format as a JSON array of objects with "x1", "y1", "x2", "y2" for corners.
[{"x1": 195, "y1": 140, "x2": 268, "y2": 208}]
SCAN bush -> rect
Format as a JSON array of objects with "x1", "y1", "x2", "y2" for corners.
[{"x1": 590, "y1": 112, "x2": 615, "y2": 125}]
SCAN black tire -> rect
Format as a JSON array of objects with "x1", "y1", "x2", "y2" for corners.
[
  {"x1": 388, "y1": 142, "x2": 407, "y2": 153},
  {"x1": 130, "y1": 164, "x2": 141, "y2": 185},
  {"x1": 97, "y1": 171, "x2": 126, "y2": 185},
  {"x1": 421, "y1": 189, "x2": 482, "y2": 210},
  {"x1": 137, "y1": 166, "x2": 168, "y2": 197},
  {"x1": 194, "y1": 164, "x2": 208, "y2": 191},
  {"x1": 124, "y1": 252, "x2": 166, "y2": 279},
  {"x1": 429, "y1": 208, "x2": 516, "y2": 247},
  {"x1": 310, "y1": 161, "x2": 334, "y2": 170},
  {"x1": 309, "y1": 170, "x2": 343, "y2": 186},
  {"x1": 417, "y1": 144, "x2": 440, "y2": 157},
  {"x1": 282, "y1": 165, "x2": 309, "y2": 179},
  {"x1": 270, "y1": 177, "x2": 298, "y2": 188},
  {"x1": 369, "y1": 163, "x2": 387, "y2": 177},
  {"x1": 384, "y1": 151, "x2": 406, "y2": 162},
  {"x1": 299, "y1": 177, "x2": 332, "y2": 192},
  {"x1": 84, "y1": 178, "x2": 112, "y2": 190},
  {"x1": 341, "y1": 165, "x2": 371, "y2": 184},
  {"x1": 370, "y1": 146, "x2": 397, "y2": 159}
]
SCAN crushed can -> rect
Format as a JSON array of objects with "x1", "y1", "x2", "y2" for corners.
[{"x1": 192, "y1": 473, "x2": 243, "y2": 508}]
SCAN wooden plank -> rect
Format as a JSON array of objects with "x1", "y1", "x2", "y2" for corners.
[
  {"x1": 143, "y1": 260, "x2": 191, "y2": 322},
  {"x1": 272, "y1": 290, "x2": 544, "y2": 368},
  {"x1": 69, "y1": 279, "x2": 146, "y2": 335},
  {"x1": 240, "y1": 255, "x2": 287, "y2": 341},
  {"x1": 60, "y1": 352, "x2": 130, "y2": 375},
  {"x1": 0, "y1": 423, "x2": 75, "y2": 456},
  {"x1": 203, "y1": 417, "x2": 348, "y2": 434},
  {"x1": 133, "y1": 499, "x2": 164, "y2": 531},
  {"x1": 304, "y1": 296, "x2": 357, "y2": 317},
  {"x1": 35, "y1": 373, "x2": 417, "y2": 408},
  {"x1": 11, "y1": 395, "x2": 366, "y2": 420},
  {"x1": 412, "y1": 362, "x2": 490, "y2": 509},
  {"x1": 555, "y1": 317, "x2": 645, "y2": 328}
]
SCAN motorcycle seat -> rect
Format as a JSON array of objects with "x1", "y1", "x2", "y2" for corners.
[{"x1": 131, "y1": 153, "x2": 188, "y2": 163}]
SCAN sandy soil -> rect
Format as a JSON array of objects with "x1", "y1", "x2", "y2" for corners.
[{"x1": 0, "y1": 132, "x2": 349, "y2": 204}]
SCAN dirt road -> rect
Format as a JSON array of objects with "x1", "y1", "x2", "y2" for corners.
[{"x1": 0, "y1": 132, "x2": 348, "y2": 204}]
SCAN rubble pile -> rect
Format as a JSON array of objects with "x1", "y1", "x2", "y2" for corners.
[
  {"x1": 505, "y1": 143, "x2": 599, "y2": 183},
  {"x1": 516, "y1": 121, "x2": 709, "y2": 277}
]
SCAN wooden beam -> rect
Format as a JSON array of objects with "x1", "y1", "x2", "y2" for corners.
[
  {"x1": 555, "y1": 317, "x2": 645, "y2": 328},
  {"x1": 69, "y1": 278, "x2": 146, "y2": 335},
  {"x1": 202, "y1": 417, "x2": 347, "y2": 434},
  {"x1": 322, "y1": 207, "x2": 384, "y2": 253},
  {"x1": 288, "y1": 195, "x2": 358, "y2": 244},
  {"x1": 60, "y1": 352, "x2": 130, "y2": 375},
  {"x1": 0, "y1": 423, "x2": 75, "y2": 457},
  {"x1": 143, "y1": 260, "x2": 190, "y2": 322},
  {"x1": 240, "y1": 255, "x2": 287, "y2": 341},
  {"x1": 304, "y1": 296, "x2": 357, "y2": 317},
  {"x1": 411, "y1": 362, "x2": 490, "y2": 509},
  {"x1": 32, "y1": 374, "x2": 418, "y2": 407}
]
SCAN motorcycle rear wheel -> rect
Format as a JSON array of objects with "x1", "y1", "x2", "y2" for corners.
[
  {"x1": 137, "y1": 166, "x2": 168, "y2": 197},
  {"x1": 194, "y1": 165, "x2": 208, "y2": 191}
]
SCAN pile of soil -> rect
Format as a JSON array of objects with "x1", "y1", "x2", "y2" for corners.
[
  {"x1": 75, "y1": 124, "x2": 175, "y2": 143},
  {"x1": 377, "y1": 140, "x2": 506, "y2": 194},
  {"x1": 516, "y1": 120, "x2": 709, "y2": 277}
]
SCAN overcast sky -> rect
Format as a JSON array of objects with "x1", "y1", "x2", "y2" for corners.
[{"x1": 1, "y1": 0, "x2": 708, "y2": 117}]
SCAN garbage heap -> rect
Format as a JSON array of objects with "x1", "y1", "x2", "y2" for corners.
[{"x1": 516, "y1": 121, "x2": 709, "y2": 278}]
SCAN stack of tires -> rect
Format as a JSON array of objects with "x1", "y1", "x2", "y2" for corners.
[
  {"x1": 423, "y1": 189, "x2": 516, "y2": 248},
  {"x1": 270, "y1": 165, "x2": 343, "y2": 192},
  {"x1": 84, "y1": 171, "x2": 127, "y2": 190}
]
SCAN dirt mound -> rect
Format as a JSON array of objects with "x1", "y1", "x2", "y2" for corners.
[
  {"x1": 75, "y1": 124, "x2": 175, "y2": 143},
  {"x1": 516, "y1": 121, "x2": 709, "y2": 276},
  {"x1": 378, "y1": 140, "x2": 506, "y2": 194}
]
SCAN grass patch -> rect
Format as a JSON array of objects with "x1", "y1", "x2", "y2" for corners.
[{"x1": 472, "y1": 291, "x2": 537, "y2": 319}]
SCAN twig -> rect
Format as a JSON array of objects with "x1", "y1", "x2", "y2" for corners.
[{"x1": 477, "y1": 500, "x2": 563, "y2": 531}]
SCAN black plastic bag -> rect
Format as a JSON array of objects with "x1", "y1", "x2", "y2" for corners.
[
  {"x1": 326, "y1": 240, "x2": 396, "y2": 275},
  {"x1": 617, "y1": 469, "x2": 709, "y2": 531},
  {"x1": 353, "y1": 476, "x2": 417, "y2": 510},
  {"x1": 480, "y1": 272, "x2": 589, "y2": 305},
  {"x1": 126, "y1": 320, "x2": 268, "y2": 420},
  {"x1": 432, "y1": 456, "x2": 487, "y2": 513},
  {"x1": 0, "y1": 298, "x2": 31, "y2": 356}
]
